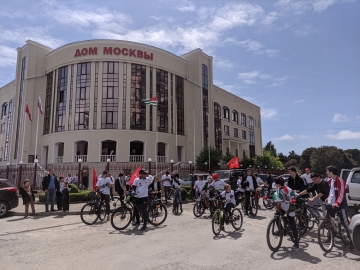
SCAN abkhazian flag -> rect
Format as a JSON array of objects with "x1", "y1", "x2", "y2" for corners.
[
  {"x1": 25, "y1": 102, "x2": 32, "y2": 121},
  {"x1": 142, "y1": 96, "x2": 158, "y2": 106},
  {"x1": 38, "y1": 95, "x2": 43, "y2": 114}
]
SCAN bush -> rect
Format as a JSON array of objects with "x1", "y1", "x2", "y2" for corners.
[
  {"x1": 69, "y1": 184, "x2": 79, "y2": 193},
  {"x1": 38, "y1": 190, "x2": 92, "y2": 202},
  {"x1": 181, "y1": 188, "x2": 188, "y2": 201}
]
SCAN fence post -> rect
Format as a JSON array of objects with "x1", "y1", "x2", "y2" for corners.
[
  {"x1": 77, "y1": 159, "x2": 82, "y2": 188},
  {"x1": 148, "y1": 159, "x2": 152, "y2": 175},
  {"x1": 18, "y1": 162, "x2": 23, "y2": 188},
  {"x1": 6, "y1": 163, "x2": 10, "y2": 180},
  {"x1": 33, "y1": 160, "x2": 38, "y2": 190}
]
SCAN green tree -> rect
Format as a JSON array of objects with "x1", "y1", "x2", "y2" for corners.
[
  {"x1": 288, "y1": 150, "x2": 300, "y2": 163},
  {"x1": 300, "y1": 147, "x2": 317, "y2": 170},
  {"x1": 195, "y1": 146, "x2": 221, "y2": 172},
  {"x1": 240, "y1": 156, "x2": 256, "y2": 169},
  {"x1": 254, "y1": 151, "x2": 283, "y2": 170},
  {"x1": 344, "y1": 149, "x2": 360, "y2": 166},
  {"x1": 284, "y1": 159, "x2": 299, "y2": 168},
  {"x1": 278, "y1": 152, "x2": 288, "y2": 164},
  {"x1": 222, "y1": 152, "x2": 235, "y2": 165},
  {"x1": 263, "y1": 141, "x2": 277, "y2": 156}
]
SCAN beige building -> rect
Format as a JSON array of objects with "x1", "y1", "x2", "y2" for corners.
[{"x1": 0, "y1": 39, "x2": 262, "y2": 167}]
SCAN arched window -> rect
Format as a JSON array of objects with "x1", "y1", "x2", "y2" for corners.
[
  {"x1": 222, "y1": 106, "x2": 229, "y2": 121},
  {"x1": 241, "y1": 113, "x2": 246, "y2": 127},
  {"x1": 232, "y1": 110, "x2": 238, "y2": 124},
  {"x1": 1, "y1": 102, "x2": 8, "y2": 119}
]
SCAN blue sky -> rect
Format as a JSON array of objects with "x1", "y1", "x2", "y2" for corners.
[{"x1": 1, "y1": 0, "x2": 359, "y2": 155}]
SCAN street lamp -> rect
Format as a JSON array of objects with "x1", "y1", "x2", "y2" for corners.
[
  {"x1": 189, "y1": 161, "x2": 193, "y2": 175},
  {"x1": 257, "y1": 165, "x2": 260, "y2": 173},
  {"x1": 33, "y1": 159, "x2": 38, "y2": 189},
  {"x1": 148, "y1": 158, "x2": 152, "y2": 175},
  {"x1": 170, "y1": 159, "x2": 174, "y2": 173},
  {"x1": 78, "y1": 158, "x2": 82, "y2": 188},
  {"x1": 204, "y1": 162, "x2": 208, "y2": 172}
]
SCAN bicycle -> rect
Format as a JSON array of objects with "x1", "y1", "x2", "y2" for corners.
[
  {"x1": 87, "y1": 191, "x2": 122, "y2": 211},
  {"x1": 110, "y1": 193, "x2": 168, "y2": 230},
  {"x1": 80, "y1": 192, "x2": 107, "y2": 225},
  {"x1": 161, "y1": 187, "x2": 174, "y2": 203},
  {"x1": 193, "y1": 192, "x2": 216, "y2": 218},
  {"x1": 173, "y1": 189, "x2": 182, "y2": 215},
  {"x1": 243, "y1": 190, "x2": 258, "y2": 217},
  {"x1": 266, "y1": 208, "x2": 302, "y2": 252},
  {"x1": 258, "y1": 187, "x2": 276, "y2": 210},
  {"x1": 317, "y1": 205, "x2": 351, "y2": 252},
  {"x1": 212, "y1": 198, "x2": 243, "y2": 236},
  {"x1": 297, "y1": 197, "x2": 326, "y2": 230}
]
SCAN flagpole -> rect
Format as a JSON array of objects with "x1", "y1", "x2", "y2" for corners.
[
  {"x1": 156, "y1": 106, "x2": 158, "y2": 176},
  {"x1": 21, "y1": 101, "x2": 27, "y2": 162},
  {"x1": 34, "y1": 94, "x2": 40, "y2": 160}
]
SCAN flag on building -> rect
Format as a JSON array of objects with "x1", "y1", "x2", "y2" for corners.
[
  {"x1": 25, "y1": 102, "x2": 32, "y2": 121},
  {"x1": 129, "y1": 166, "x2": 142, "y2": 187},
  {"x1": 142, "y1": 96, "x2": 158, "y2": 106},
  {"x1": 38, "y1": 95, "x2": 43, "y2": 114},
  {"x1": 227, "y1": 156, "x2": 240, "y2": 169},
  {"x1": 92, "y1": 167, "x2": 98, "y2": 191}
]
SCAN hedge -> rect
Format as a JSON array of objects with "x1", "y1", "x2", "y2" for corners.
[{"x1": 38, "y1": 190, "x2": 92, "y2": 202}]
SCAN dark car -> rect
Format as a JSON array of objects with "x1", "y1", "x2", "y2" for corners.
[
  {"x1": 0, "y1": 179, "x2": 19, "y2": 218},
  {"x1": 182, "y1": 174, "x2": 209, "y2": 187},
  {"x1": 213, "y1": 169, "x2": 246, "y2": 190}
]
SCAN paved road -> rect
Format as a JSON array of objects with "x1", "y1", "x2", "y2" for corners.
[{"x1": 1, "y1": 202, "x2": 359, "y2": 270}]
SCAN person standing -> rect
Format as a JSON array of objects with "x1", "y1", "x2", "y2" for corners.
[
  {"x1": 302, "y1": 168, "x2": 315, "y2": 196},
  {"x1": 56, "y1": 177, "x2": 65, "y2": 211},
  {"x1": 287, "y1": 166, "x2": 308, "y2": 198},
  {"x1": 266, "y1": 172, "x2": 274, "y2": 193},
  {"x1": 42, "y1": 169, "x2": 59, "y2": 212},
  {"x1": 96, "y1": 171, "x2": 113, "y2": 221},
  {"x1": 132, "y1": 170, "x2": 153, "y2": 231},
  {"x1": 243, "y1": 168, "x2": 258, "y2": 216},
  {"x1": 19, "y1": 179, "x2": 36, "y2": 218},
  {"x1": 65, "y1": 174, "x2": 72, "y2": 184},
  {"x1": 172, "y1": 173, "x2": 183, "y2": 212},
  {"x1": 149, "y1": 176, "x2": 161, "y2": 201},
  {"x1": 61, "y1": 181, "x2": 71, "y2": 212},
  {"x1": 194, "y1": 175, "x2": 206, "y2": 200},
  {"x1": 125, "y1": 172, "x2": 131, "y2": 191},
  {"x1": 115, "y1": 173, "x2": 125, "y2": 204},
  {"x1": 161, "y1": 171, "x2": 172, "y2": 203}
]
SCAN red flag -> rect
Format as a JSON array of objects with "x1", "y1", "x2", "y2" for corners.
[
  {"x1": 227, "y1": 157, "x2": 240, "y2": 169},
  {"x1": 92, "y1": 167, "x2": 98, "y2": 191},
  {"x1": 150, "y1": 96, "x2": 157, "y2": 102},
  {"x1": 129, "y1": 166, "x2": 142, "y2": 187},
  {"x1": 25, "y1": 102, "x2": 32, "y2": 121}
]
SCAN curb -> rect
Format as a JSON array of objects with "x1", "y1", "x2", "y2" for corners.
[{"x1": 7, "y1": 211, "x2": 81, "y2": 217}]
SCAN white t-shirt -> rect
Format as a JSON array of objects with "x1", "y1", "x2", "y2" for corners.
[
  {"x1": 125, "y1": 176, "x2": 130, "y2": 185},
  {"x1": 172, "y1": 179, "x2": 182, "y2": 189},
  {"x1": 246, "y1": 175, "x2": 254, "y2": 190},
  {"x1": 301, "y1": 173, "x2": 313, "y2": 184},
  {"x1": 65, "y1": 177, "x2": 72, "y2": 184},
  {"x1": 210, "y1": 179, "x2": 225, "y2": 192},
  {"x1": 256, "y1": 177, "x2": 263, "y2": 185},
  {"x1": 220, "y1": 190, "x2": 236, "y2": 206},
  {"x1": 161, "y1": 174, "x2": 172, "y2": 187},
  {"x1": 237, "y1": 179, "x2": 244, "y2": 192},
  {"x1": 195, "y1": 180, "x2": 206, "y2": 191},
  {"x1": 327, "y1": 178, "x2": 335, "y2": 205},
  {"x1": 96, "y1": 177, "x2": 112, "y2": 195},
  {"x1": 133, "y1": 177, "x2": 152, "y2": 198}
]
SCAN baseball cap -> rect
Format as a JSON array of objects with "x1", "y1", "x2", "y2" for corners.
[
  {"x1": 305, "y1": 168, "x2": 310, "y2": 171},
  {"x1": 139, "y1": 169, "x2": 146, "y2": 174}
]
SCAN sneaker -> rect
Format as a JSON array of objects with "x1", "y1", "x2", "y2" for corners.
[
  {"x1": 292, "y1": 244, "x2": 299, "y2": 250},
  {"x1": 141, "y1": 226, "x2": 147, "y2": 231},
  {"x1": 220, "y1": 226, "x2": 225, "y2": 231},
  {"x1": 310, "y1": 218, "x2": 316, "y2": 222},
  {"x1": 46, "y1": 209, "x2": 49, "y2": 212},
  {"x1": 349, "y1": 244, "x2": 356, "y2": 251},
  {"x1": 244, "y1": 212, "x2": 248, "y2": 216}
]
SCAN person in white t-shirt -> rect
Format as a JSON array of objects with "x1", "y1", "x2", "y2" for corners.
[
  {"x1": 96, "y1": 170, "x2": 113, "y2": 221},
  {"x1": 210, "y1": 173, "x2": 225, "y2": 194},
  {"x1": 194, "y1": 175, "x2": 206, "y2": 200},
  {"x1": 172, "y1": 173, "x2": 183, "y2": 212},
  {"x1": 161, "y1": 171, "x2": 172, "y2": 203},
  {"x1": 216, "y1": 184, "x2": 236, "y2": 230}
]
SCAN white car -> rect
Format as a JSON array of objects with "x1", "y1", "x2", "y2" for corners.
[
  {"x1": 344, "y1": 168, "x2": 360, "y2": 217},
  {"x1": 349, "y1": 213, "x2": 360, "y2": 251}
]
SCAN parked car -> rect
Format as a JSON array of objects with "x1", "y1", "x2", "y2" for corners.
[
  {"x1": 0, "y1": 179, "x2": 19, "y2": 218},
  {"x1": 281, "y1": 174, "x2": 290, "y2": 183},
  {"x1": 349, "y1": 213, "x2": 360, "y2": 251},
  {"x1": 345, "y1": 167, "x2": 360, "y2": 217},
  {"x1": 181, "y1": 174, "x2": 209, "y2": 188},
  {"x1": 212, "y1": 169, "x2": 246, "y2": 190}
]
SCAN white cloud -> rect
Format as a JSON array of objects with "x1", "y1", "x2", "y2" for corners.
[
  {"x1": 261, "y1": 108, "x2": 278, "y2": 120},
  {"x1": 244, "y1": 80, "x2": 257, "y2": 84},
  {"x1": 326, "y1": 130, "x2": 360, "y2": 140},
  {"x1": 276, "y1": 0, "x2": 340, "y2": 14},
  {"x1": 177, "y1": 2, "x2": 196, "y2": 12},
  {"x1": 238, "y1": 71, "x2": 260, "y2": 80},
  {"x1": 294, "y1": 99, "x2": 305, "y2": 103},
  {"x1": 213, "y1": 80, "x2": 240, "y2": 93},
  {"x1": 268, "y1": 76, "x2": 289, "y2": 87},
  {"x1": 264, "y1": 49, "x2": 280, "y2": 57},
  {"x1": 214, "y1": 59, "x2": 237, "y2": 70},
  {"x1": 0, "y1": 45, "x2": 17, "y2": 67},
  {"x1": 274, "y1": 134, "x2": 295, "y2": 141},
  {"x1": 332, "y1": 113, "x2": 349, "y2": 123},
  {"x1": 295, "y1": 25, "x2": 315, "y2": 36},
  {"x1": 238, "y1": 39, "x2": 263, "y2": 51}
]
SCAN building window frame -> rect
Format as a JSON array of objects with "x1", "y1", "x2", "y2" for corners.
[{"x1": 224, "y1": 125, "x2": 229, "y2": 135}]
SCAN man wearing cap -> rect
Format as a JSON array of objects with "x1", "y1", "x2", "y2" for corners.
[
  {"x1": 161, "y1": 171, "x2": 172, "y2": 203},
  {"x1": 132, "y1": 169, "x2": 153, "y2": 231}
]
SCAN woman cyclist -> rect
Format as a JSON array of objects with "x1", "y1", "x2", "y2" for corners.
[{"x1": 172, "y1": 174, "x2": 183, "y2": 212}]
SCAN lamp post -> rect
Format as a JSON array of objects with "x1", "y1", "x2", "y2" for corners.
[
  {"x1": 6, "y1": 163, "x2": 10, "y2": 180},
  {"x1": 78, "y1": 159, "x2": 82, "y2": 189},
  {"x1": 218, "y1": 162, "x2": 221, "y2": 170},
  {"x1": 148, "y1": 158, "x2": 152, "y2": 175},
  {"x1": 189, "y1": 161, "x2": 192, "y2": 175},
  {"x1": 265, "y1": 166, "x2": 267, "y2": 173},
  {"x1": 204, "y1": 162, "x2": 208, "y2": 173},
  {"x1": 18, "y1": 161, "x2": 23, "y2": 188},
  {"x1": 33, "y1": 159, "x2": 38, "y2": 190},
  {"x1": 170, "y1": 159, "x2": 174, "y2": 173},
  {"x1": 106, "y1": 158, "x2": 110, "y2": 172},
  {"x1": 257, "y1": 165, "x2": 260, "y2": 173}
]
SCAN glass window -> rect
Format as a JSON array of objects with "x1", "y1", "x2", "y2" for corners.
[
  {"x1": 214, "y1": 102, "x2": 222, "y2": 153},
  {"x1": 232, "y1": 110, "x2": 238, "y2": 124},
  {"x1": 75, "y1": 63, "x2": 91, "y2": 130},
  {"x1": 223, "y1": 107, "x2": 229, "y2": 121},
  {"x1": 156, "y1": 69, "x2": 168, "y2": 133},
  {"x1": 176, "y1": 75, "x2": 184, "y2": 135},
  {"x1": 224, "y1": 125, "x2": 229, "y2": 135},
  {"x1": 1, "y1": 103, "x2": 8, "y2": 119},
  {"x1": 234, "y1": 128, "x2": 238, "y2": 137},
  {"x1": 241, "y1": 113, "x2": 246, "y2": 127},
  {"x1": 55, "y1": 66, "x2": 68, "y2": 132},
  {"x1": 130, "y1": 64, "x2": 146, "y2": 130},
  {"x1": 242, "y1": 130, "x2": 246, "y2": 139},
  {"x1": 202, "y1": 64, "x2": 209, "y2": 146}
]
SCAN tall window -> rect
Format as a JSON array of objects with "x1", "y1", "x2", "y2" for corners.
[
  {"x1": 102, "y1": 62, "x2": 119, "y2": 129},
  {"x1": 224, "y1": 125, "x2": 229, "y2": 135},
  {"x1": 130, "y1": 64, "x2": 146, "y2": 130},
  {"x1": 214, "y1": 102, "x2": 222, "y2": 153},
  {"x1": 249, "y1": 116, "x2": 255, "y2": 157},
  {"x1": 242, "y1": 130, "x2": 246, "y2": 139},
  {"x1": 1, "y1": 103, "x2": 7, "y2": 119},
  {"x1": 122, "y1": 63, "x2": 127, "y2": 129},
  {"x1": 75, "y1": 63, "x2": 90, "y2": 130},
  {"x1": 232, "y1": 110, "x2": 238, "y2": 124},
  {"x1": 43, "y1": 72, "x2": 53, "y2": 134},
  {"x1": 93, "y1": 63, "x2": 98, "y2": 129},
  {"x1": 4, "y1": 100, "x2": 13, "y2": 161},
  {"x1": 223, "y1": 106, "x2": 229, "y2": 121},
  {"x1": 241, "y1": 113, "x2": 246, "y2": 127},
  {"x1": 55, "y1": 66, "x2": 68, "y2": 132},
  {"x1": 234, "y1": 128, "x2": 238, "y2": 137},
  {"x1": 170, "y1": 74, "x2": 174, "y2": 134},
  {"x1": 14, "y1": 57, "x2": 26, "y2": 159},
  {"x1": 68, "y1": 65, "x2": 74, "y2": 130},
  {"x1": 150, "y1": 67, "x2": 153, "y2": 131},
  {"x1": 176, "y1": 75, "x2": 184, "y2": 135},
  {"x1": 157, "y1": 69, "x2": 168, "y2": 133},
  {"x1": 202, "y1": 64, "x2": 209, "y2": 146}
]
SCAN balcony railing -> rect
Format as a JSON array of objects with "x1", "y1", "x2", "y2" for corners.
[
  {"x1": 129, "y1": 155, "x2": 144, "y2": 162},
  {"x1": 157, "y1": 156, "x2": 167, "y2": 163},
  {"x1": 74, "y1": 155, "x2": 88, "y2": 162},
  {"x1": 55, "y1": 156, "x2": 63, "y2": 163},
  {"x1": 100, "y1": 155, "x2": 116, "y2": 162}
]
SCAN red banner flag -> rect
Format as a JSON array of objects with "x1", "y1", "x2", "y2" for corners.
[
  {"x1": 227, "y1": 157, "x2": 240, "y2": 169},
  {"x1": 150, "y1": 96, "x2": 157, "y2": 102},
  {"x1": 129, "y1": 166, "x2": 142, "y2": 187},
  {"x1": 92, "y1": 167, "x2": 98, "y2": 191},
  {"x1": 25, "y1": 102, "x2": 32, "y2": 121}
]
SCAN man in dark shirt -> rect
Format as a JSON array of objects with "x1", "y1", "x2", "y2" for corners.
[
  {"x1": 266, "y1": 172, "x2": 273, "y2": 193},
  {"x1": 287, "y1": 166, "x2": 308, "y2": 198},
  {"x1": 298, "y1": 173, "x2": 330, "y2": 202}
]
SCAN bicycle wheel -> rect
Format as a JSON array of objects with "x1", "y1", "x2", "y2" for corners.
[
  {"x1": 306, "y1": 209, "x2": 315, "y2": 230},
  {"x1": 231, "y1": 208, "x2": 243, "y2": 230},
  {"x1": 266, "y1": 218, "x2": 283, "y2": 252},
  {"x1": 212, "y1": 211, "x2": 222, "y2": 236},
  {"x1": 318, "y1": 220, "x2": 334, "y2": 252},
  {"x1": 80, "y1": 203, "x2": 99, "y2": 225},
  {"x1": 249, "y1": 198, "x2": 258, "y2": 217},
  {"x1": 295, "y1": 213, "x2": 308, "y2": 237},
  {"x1": 148, "y1": 203, "x2": 167, "y2": 226},
  {"x1": 111, "y1": 197, "x2": 122, "y2": 210},
  {"x1": 173, "y1": 199, "x2": 179, "y2": 215},
  {"x1": 87, "y1": 191, "x2": 96, "y2": 203},
  {"x1": 193, "y1": 201, "x2": 205, "y2": 218},
  {"x1": 111, "y1": 206, "x2": 132, "y2": 230},
  {"x1": 98, "y1": 204, "x2": 107, "y2": 221},
  {"x1": 263, "y1": 198, "x2": 275, "y2": 210},
  {"x1": 168, "y1": 190, "x2": 174, "y2": 203}
]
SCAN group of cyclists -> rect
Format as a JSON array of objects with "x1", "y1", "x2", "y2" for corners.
[{"x1": 94, "y1": 164, "x2": 355, "y2": 251}]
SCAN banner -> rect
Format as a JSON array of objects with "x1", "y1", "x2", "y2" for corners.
[
  {"x1": 92, "y1": 167, "x2": 98, "y2": 191},
  {"x1": 227, "y1": 157, "x2": 240, "y2": 169},
  {"x1": 129, "y1": 166, "x2": 142, "y2": 187},
  {"x1": 25, "y1": 102, "x2": 32, "y2": 121}
]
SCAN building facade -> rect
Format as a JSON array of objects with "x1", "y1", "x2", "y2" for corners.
[{"x1": 0, "y1": 39, "x2": 262, "y2": 167}]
